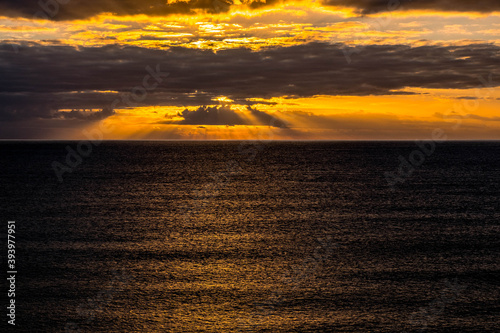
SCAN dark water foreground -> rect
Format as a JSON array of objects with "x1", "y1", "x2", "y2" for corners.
[{"x1": 1, "y1": 141, "x2": 499, "y2": 332}]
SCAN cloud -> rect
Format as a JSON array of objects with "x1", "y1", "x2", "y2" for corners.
[
  {"x1": 163, "y1": 105, "x2": 286, "y2": 127},
  {"x1": 1, "y1": 0, "x2": 500, "y2": 21},
  {"x1": 0, "y1": 42, "x2": 498, "y2": 123},
  {"x1": 465, "y1": 114, "x2": 500, "y2": 121},
  {"x1": 435, "y1": 112, "x2": 500, "y2": 122},
  {"x1": 175, "y1": 105, "x2": 246, "y2": 126},
  {"x1": 0, "y1": 91, "x2": 117, "y2": 121},
  {"x1": 322, "y1": 0, "x2": 500, "y2": 14},
  {"x1": 52, "y1": 107, "x2": 115, "y2": 120},
  {"x1": 0, "y1": 0, "x2": 225, "y2": 21}
]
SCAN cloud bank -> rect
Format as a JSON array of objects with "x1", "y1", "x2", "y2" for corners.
[
  {"x1": 1, "y1": 42, "x2": 498, "y2": 122},
  {"x1": 1, "y1": 0, "x2": 500, "y2": 21}
]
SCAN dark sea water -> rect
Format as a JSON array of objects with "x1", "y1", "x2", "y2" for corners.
[{"x1": 1, "y1": 141, "x2": 499, "y2": 332}]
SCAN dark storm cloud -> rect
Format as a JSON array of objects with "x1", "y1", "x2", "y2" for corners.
[
  {"x1": 0, "y1": 0, "x2": 228, "y2": 21},
  {"x1": 0, "y1": 91, "x2": 118, "y2": 121},
  {"x1": 164, "y1": 105, "x2": 287, "y2": 127},
  {"x1": 52, "y1": 106, "x2": 115, "y2": 120},
  {"x1": 0, "y1": 42, "x2": 499, "y2": 121},
  {"x1": 322, "y1": 0, "x2": 500, "y2": 14},
  {"x1": 1, "y1": 0, "x2": 499, "y2": 20},
  {"x1": 174, "y1": 105, "x2": 246, "y2": 126}
]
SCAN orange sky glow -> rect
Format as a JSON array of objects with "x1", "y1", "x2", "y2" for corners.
[{"x1": 0, "y1": 0, "x2": 499, "y2": 139}]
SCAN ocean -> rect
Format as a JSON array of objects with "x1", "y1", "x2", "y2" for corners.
[{"x1": 1, "y1": 141, "x2": 499, "y2": 332}]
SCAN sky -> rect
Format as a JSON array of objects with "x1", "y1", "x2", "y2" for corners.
[{"x1": 0, "y1": 0, "x2": 499, "y2": 140}]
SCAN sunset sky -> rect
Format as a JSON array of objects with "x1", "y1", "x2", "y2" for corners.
[{"x1": 1, "y1": 0, "x2": 499, "y2": 140}]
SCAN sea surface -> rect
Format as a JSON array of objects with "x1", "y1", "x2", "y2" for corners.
[{"x1": 1, "y1": 141, "x2": 499, "y2": 332}]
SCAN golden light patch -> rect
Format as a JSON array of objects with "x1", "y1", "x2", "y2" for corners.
[{"x1": 2, "y1": 3, "x2": 499, "y2": 51}]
